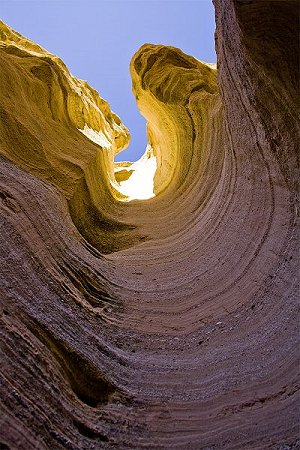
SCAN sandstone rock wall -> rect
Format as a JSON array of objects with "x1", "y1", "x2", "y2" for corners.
[{"x1": 0, "y1": 1, "x2": 299, "y2": 449}]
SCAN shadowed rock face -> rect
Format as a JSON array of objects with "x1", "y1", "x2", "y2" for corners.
[{"x1": 0, "y1": 0, "x2": 299, "y2": 448}]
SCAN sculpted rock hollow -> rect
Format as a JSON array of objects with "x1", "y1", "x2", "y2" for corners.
[{"x1": 0, "y1": 0, "x2": 299, "y2": 449}]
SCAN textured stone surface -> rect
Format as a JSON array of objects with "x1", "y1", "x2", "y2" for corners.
[{"x1": 0, "y1": 0, "x2": 299, "y2": 449}]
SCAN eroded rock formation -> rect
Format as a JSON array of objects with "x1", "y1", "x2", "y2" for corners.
[{"x1": 0, "y1": 0, "x2": 299, "y2": 448}]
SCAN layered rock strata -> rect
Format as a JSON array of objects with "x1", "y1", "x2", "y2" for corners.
[{"x1": 0, "y1": 0, "x2": 299, "y2": 449}]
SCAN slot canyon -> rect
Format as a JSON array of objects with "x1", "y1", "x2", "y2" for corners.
[{"x1": 0, "y1": 0, "x2": 299, "y2": 449}]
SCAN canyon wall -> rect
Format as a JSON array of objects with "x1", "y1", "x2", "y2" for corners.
[{"x1": 0, "y1": 0, "x2": 299, "y2": 448}]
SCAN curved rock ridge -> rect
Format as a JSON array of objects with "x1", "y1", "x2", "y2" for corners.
[{"x1": 0, "y1": 0, "x2": 299, "y2": 448}]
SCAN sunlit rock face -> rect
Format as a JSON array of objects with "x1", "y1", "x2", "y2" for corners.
[
  {"x1": 114, "y1": 145, "x2": 156, "y2": 201},
  {"x1": 0, "y1": 0, "x2": 299, "y2": 448}
]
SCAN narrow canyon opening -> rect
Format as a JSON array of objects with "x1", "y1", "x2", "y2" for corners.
[{"x1": 79, "y1": 120, "x2": 157, "y2": 202}]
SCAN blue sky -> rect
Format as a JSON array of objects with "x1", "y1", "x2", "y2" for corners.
[{"x1": 1, "y1": 1, "x2": 216, "y2": 161}]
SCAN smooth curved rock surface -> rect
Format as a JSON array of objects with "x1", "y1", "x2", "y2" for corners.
[{"x1": 0, "y1": 0, "x2": 299, "y2": 449}]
